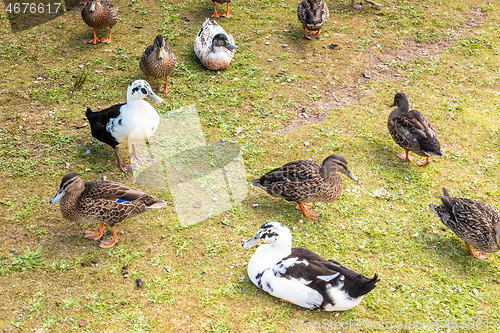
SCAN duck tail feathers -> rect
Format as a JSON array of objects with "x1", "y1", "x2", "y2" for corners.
[{"x1": 359, "y1": 274, "x2": 380, "y2": 297}]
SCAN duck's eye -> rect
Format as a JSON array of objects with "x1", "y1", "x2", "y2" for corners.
[{"x1": 141, "y1": 88, "x2": 147, "y2": 94}]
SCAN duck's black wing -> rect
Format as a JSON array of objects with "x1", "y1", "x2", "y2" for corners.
[{"x1": 86, "y1": 104, "x2": 124, "y2": 148}]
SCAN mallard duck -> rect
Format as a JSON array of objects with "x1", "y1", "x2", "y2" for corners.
[
  {"x1": 297, "y1": 0, "x2": 329, "y2": 40},
  {"x1": 387, "y1": 92, "x2": 443, "y2": 166},
  {"x1": 210, "y1": 0, "x2": 233, "y2": 18},
  {"x1": 250, "y1": 154, "x2": 357, "y2": 220},
  {"x1": 350, "y1": 0, "x2": 382, "y2": 10},
  {"x1": 139, "y1": 35, "x2": 176, "y2": 94},
  {"x1": 243, "y1": 222, "x2": 379, "y2": 311},
  {"x1": 81, "y1": 0, "x2": 118, "y2": 45},
  {"x1": 194, "y1": 18, "x2": 238, "y2": 71},
  {"x1": 86, "y1": 80, "x2": 164, "y2": 173},
  {"x1": 49, "y1": 173, "x2": 166, "y2": 248},
  {"x1": 429, "y1": 188, "x2": 500, "y2": 260}
]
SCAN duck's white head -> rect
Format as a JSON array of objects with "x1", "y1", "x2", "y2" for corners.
[
  {"x1": 127, "y1": 80, "x2": 164, "y2": 103},
  {"x1": 212, "y1": 33, "x2": 238, "y2": 53},
  {"x1": 242, "y1": 222, "x2": 292, "y2": 249}
]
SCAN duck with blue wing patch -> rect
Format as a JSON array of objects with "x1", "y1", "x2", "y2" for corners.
[
  {"x1": 387, "y1": 92, "x2": 443, "y2": 166},
  {"x1": 86, "y1": 80, "x2": 163, "y2": 173},
  {"x1": 49, "y1": 173, "x2": 166, "y2": 248},
  {"x1": 243, "y1": 222, "x2": 379, "y2": 311}
]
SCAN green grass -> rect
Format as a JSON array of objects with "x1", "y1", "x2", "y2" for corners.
[{"x1": 0, "y1": 0, "x2": 500, "y2": 331}]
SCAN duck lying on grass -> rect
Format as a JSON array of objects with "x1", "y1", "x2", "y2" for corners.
[
  {"x1": 194, "y1": 18, "x2": 238, "y2": 71},
  {"x1": 243, "y1": 222, "x2": 379, "y2": 311},
  {"x1": 50, "y1": 173, "x2": 166, "y2": 248}
]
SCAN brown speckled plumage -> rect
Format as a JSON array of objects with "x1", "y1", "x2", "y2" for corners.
[
  {"x1": 50, "y1": 173, "x2": 166, "y2": 247},
  {"x1": 429, "y1": 188, "x2": 500, "y2": 256},
  {"x1": 387, "y1": 92, "x2": 443, "y2": 163},
  {"x1": 139, "y1": 35, "x2": 176, "y2": 87},
  {"x1": 81, "y1": 0, "x2": 118, "y2": 44},
  {"x1": 297, "y1": 0, "x2": 329, "y2": 32},
  {"x1": 251, "y1": 155, "x2": 357, "y2": 219}
]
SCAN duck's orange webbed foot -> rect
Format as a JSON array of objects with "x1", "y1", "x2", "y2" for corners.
[
  {"x1": 416, "y1": 156, "x2": 430, "y2": 166},
  {"x1": 296, "y1": 203, "x2": 320, "y2": 220},
  {"x1": 158, "y1": 77, "x2": 170, "y2": 94},
  {"x1": 88, "y1": 29, "x2": 100, "y2": 45},
  {"x1": 466, "y1": 244, "x2": 488, "y2": 260},
  {"x1": 397, "y1": 151, "x2": 413, "y2": 162},
  {"x1": 211, "y1": 2, "x2": 222, "y2": 17},
  {"x1": 302, "y1": 26, "x2": 312, "y2": 40},
  {"x1": 99, "y1": 226, "x2": 119, "y2": 248},
  {"x1": 100, "y1": 28, "x2": 113, "y2": 44},
  {"x1": 84, "y1": 223, "x2": 104, "y2": 240},
  {"x1": 221, "y1": 3, "x2": 233, "y2": 17},
  {"x1": 310, "y1": 29, "x2": 321, "y2": 35}
]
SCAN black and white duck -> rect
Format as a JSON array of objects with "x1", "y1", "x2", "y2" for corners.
[
  {"x1": 50, "y1": 173, "x2": 166, "y2": 248},
  {"x1": 243, "y1": 222, "x2": 379, "y2": 311},
  {"x1": 85, "y1": 80, "x2": 163, "y2": 173},
  {"x1": 429, "y1": 188, "x2": 500, "y2": 260},
  {"x1": 387, "y1": 92, "x2": 443, "y2": 166},
  {"x1": 250, "y1": 154, "x2": 357, "y2": 220}
]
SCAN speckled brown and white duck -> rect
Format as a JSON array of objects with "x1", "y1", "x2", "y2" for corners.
[
  {"x1": 194, "y1": 18, "x2": 238, "y2": 71},
  {"x1": 50, "y1": 173, "x2": 166, "y2": 248},
  {"x1": 243, "y1": 222, "x2": 379, "y2": 311}
]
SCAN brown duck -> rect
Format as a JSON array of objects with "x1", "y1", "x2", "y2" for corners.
[
  {"x1": 139, "y1": 35, "x2": 176, "y2": 94},
  {"x1": 387, "y1": 92, "x2": 443, "y2": 166},
  {"x1": 81, "y1": 0, "x2": 118, "y2": 45},
  {"x1": 251, "y1": 154, "x2": 357, "y2": 220},
  {"x1": 49, "y1": 173, "x2": 166, "y2": 248},
  {"x1": 211, "y1": 0, "x2": 233, "y2": 18},
  {"x1": 297, "y1": 0, "x2": 329, "y2": 40},
  {"x1": 429, "y1": 188, "x2": 500, "y2": 260}
]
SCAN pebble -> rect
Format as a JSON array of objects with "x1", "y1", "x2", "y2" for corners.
[
  {"x1": 252, "y1": 203, "x2": 259, "y2": 207},
  {"x1": 283, "y1": 29, "x2": 291, "y2": 32},
  {"x1": 472, "y1": 288, "x2": 479, "y2": 296},
  {"x1": 10, "y1": 249, "x2": 16, "y2": 253},
  {"x1": 78, "y1": 64, "x2": 84, "y2": 69},
  {"x1": 282, "y1": 44, "x2": 288, "y2": 47},
  {"x1": 265, "y1": 41, "x2": 270, "y2": 45},
  {"x1": 85, "y1": 149, "x2": 91, "y2": 155},
  {"x1": 304, "y1": 233, "x2": 310, "y2": 237},
  {"x1": 278, "y1": 35, "x2": 283, "y2": 38},
  {"x1": 102, "y1": 176, "x2": 107, "y2": 181},
  {"x1": 311, "y1": 86, "x2": 317, "y2": 89},
  {"x1": 85, "y1": 168, "x2": 90, "y2": 172},
  {"x1": 299, "y1": 219, "x2": 303, "y2": 223},
  {"x1": 212, "y1": 197, "x2": 217, "y2": 202},
  {"x1": 65, "y1": 163, "x2": 70, "y2": 168},
  {"x1": 267, "y1": 59, "x2": 273, "y2": 62},
  {"x1": 412, "y1": 232, "x2": 419, "y2": 237},
  {"x1": 136, "y1": 279, "x2": 143, "y2": 288},
  {"x1": 302, "y1": 113, "x2": 308, "y2": 119},
  {"x1": 304, "y1": 142, "x2": 310, "y2": 146},
  {"x1": 81, "y1": 262, "x2": 88, "y2": 267},
  {"x1": 220, "y1": 138, "x2": 226, "y2": 143},
  {"x1": 78, "y1": 320, "x2": 87, "y2": 327},
  {"x1": 457, "y1": 287, "x2": 462, "y2": 293},
  {"x1": 91, "y1": 258, "x2": 99, "y2": 265},
  {"x1": 292, "y1": 226, "x2": 297, "y2": 230},
  {"x1": 257, "y1": 129, "x2": 262, "y2": 134},
  {"x1": 122, "y1": 265, "x2": 128, "y2": 270},
  {"x1": 165, "y1": 266, "x2": 171, "y2": 272}
]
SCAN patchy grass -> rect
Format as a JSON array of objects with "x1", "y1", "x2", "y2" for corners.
[{"x1": 0, "y1": 0, "x2": 500, "y2": 331}]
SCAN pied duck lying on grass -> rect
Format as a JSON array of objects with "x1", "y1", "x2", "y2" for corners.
[{"x1": 243, "y1": 222, "x2": 379, "y2": 311}]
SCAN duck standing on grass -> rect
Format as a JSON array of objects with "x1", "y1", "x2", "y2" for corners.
[
  {"x1": 243, "y1": 222, "x2": 379, "y2": 311},
  {"x1": 194, "y1": 18, "x2": 238, "y2": 71},
  {"x1": 50, "y1": 173, "x2": 166, "y2": 248},
  {"x1": 297, "y1": 0, "x2": 329, "y2": 40},
  {"x1": 140, "y1": 35, "x2": 176, "y2": 93},
  {"x1": 81, "y1": 0, "x2": 118, "y2": 45},
  {"x1": 86, "y1": 80, "x2": 163, "y2": 173},
  {"x1": 387, "y1": 92, "x2": 443, "y2": 166},
  {"x1": 251, "y1": 155, "x2": 357, "y2": 220},
  {"x1": 429, "y1": 188, "x2": 500, "y2": 260}
]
